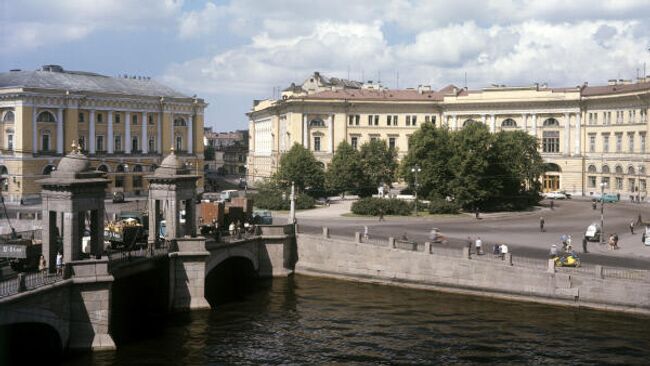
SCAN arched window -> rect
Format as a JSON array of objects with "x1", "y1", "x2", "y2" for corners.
[
  {"x1": 463, "y1": 119, "x2": 478, "y2": 127},
  {"x1": 133, "y1": 164, "x2": 143, "y2": 173},
  {"x1": 0, "y1": 165, "x2": 8, "y2": 176},
  {"x1": 615, "y1": 165, "x2": 623, "y2": 175},
  {"x1": 97, "y1": 164, "x2": 109, "y2": 173},
  {"x1": 628, "y1": 166, "x2": 636, "y2": 175},
  {"x1": 587, "y1": 165, "x2": 597, "y2": 173},
  {"x1": 116, "y1": 164, "x2": 128, "y2": 173},
  {"x1": 173, "y1": 117, "x2": 187, "y2": 126},
  {"x1": 602, "y1": 165, "x2": 610, "y2": 174},
  {"x1": 2, "y1": 111, "x2": 14, "y2": 122},
  {"x1": 37, "y1": 111, "x2": 56, "y2": 123},
  {"x1": 543, "y1": 118, "x2": 559, "y2": 127},
  {"x1": 501, "y1": 118, "x2": 517, "y2": 128},
  {"x1": 309, "y1": 118, "x2": 325, "y2": 127},
  {"x1": 42, "y1": 164, "x2": 56, "y2": 175},
  {"x1": 640, "y1": 166, "x2": 646, "y2": 175},
  {"x1": 544, "y1": 163, "x2": 562, "y2": 172}
]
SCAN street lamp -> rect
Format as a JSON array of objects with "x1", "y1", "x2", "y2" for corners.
[
  {"x1": 411, "y1": 165, "x2": 421, "y2": 216},
  {"x1": 600, "y1": 181, "x2": 607, "y2": 245}
]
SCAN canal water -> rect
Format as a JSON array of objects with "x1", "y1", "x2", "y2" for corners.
[{"x1": 66, "y1": 275, "x2": 650, "y2": 365}]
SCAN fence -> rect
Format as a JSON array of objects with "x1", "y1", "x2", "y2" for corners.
[
  {"x1": 602, "y1": 267, "x2": 649, "y2": 281},
  {"x1": 0, "y1": 271, "x2": 64, "y2": 299},
  {"x1": 107, "y1": 242, "x2": 170, "y2": 272}
]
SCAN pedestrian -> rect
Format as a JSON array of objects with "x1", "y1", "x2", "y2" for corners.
[
  {"x1": 363, "y1": 225, "x2": 369, "y2": 240},
  {"x1": 630, "y1": 221, "x2": 635, "y2": 234},
  {"x1": 56, "y1": 251, "x2": 63, "y2": 276},
  {"x1": 582, "y1": 236, "x2": 588, "y2": 253},
  {"x1": 378, "y1": 209, "x2": 385, "y2": 222},
  {"x1": 550, "y1": 200, "x2": 554, "y2": 210},
  {"x1": 38, "y1": 255, "x2": 47, "y2": 274},
  {"x1": 549, "y1": 244, "x2": 559, "y2": 258},
  {"x1": 540, "y1": 216, "x2": 545, "y2": 232},
  {"x1": 613, "y1": 233, "x2": 619, "y2": 249},
  {"x1": 475, "y1": 236, "x2": 483, "y2": 255},
  {"x1": 229, "y1": 221, "x2": 235, "y2": 237},
  {"x1": 466, "y1": 236, "x2": 473, "y2": 254},
  {"x1": 475, "y1": 207, "x2": 480, "y2": 220},
  {"x1": 401, "y1": 232, "x2": 409, "y2": 241},
  {"x1": 592, "y1": 199, "x2": 597, "y2": 210},
  {"x1": 643, "y1": 228, "x2": 647, "y2": 244},
  {"x1": 499, "y1": 243, "x2": 509, "y2": 259}
]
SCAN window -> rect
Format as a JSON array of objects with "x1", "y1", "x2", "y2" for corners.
[
  {"x1": 96, "y1": 136, "x2": 104, "y2": 152},
  {"x1": 387, "y1": 115, "x2": 392, "y2": 126},
  {"x1": 175, "y1": 135, "x2": 182, "y2": 151},
  {"x1": 588, "y1": 113, "x2": 595, "y2": 125},
  {"x1": 412, "y1": 115, "x2": 417, "y2": 126},
  {"x1": 425, "y1": 116, "x2": 430, "y2": 123},
  {"x1": 641, "y1": 179, "x2": 647, "y2": 192},
  {"x1": 2, "y1": 111, "x2": 14, "y2": 122},
  {"x1": 41, "y1": 133, "x2": 50, "y2": 151},
  {"x1": 78, "y1": 112, "x2": 85, "y2": 123},
  {"x1": 615, "y1": 165, "x2": 623, "y2": 175},
  {"x1": 115, "y1": 176, "x2": 125, "y2": 188},
  {"x1": 370, "y1": 137, "x2": 378, "y2": 142},
  {"x1": 615, "y1": 133, "x2": 622, "y2": 152},
  {"x1": 542, "y1": 131, "x2": 560, "y2": 153},
  {"x1": 115, "y1": 114, "x2": 121, "y2": 124},
  {"x1": 430, "y1": 115, "x2": 436, "y2": 126},
  {"x1": 628, "y1": 166, "x2": 636, "y2": 175},
  {"x1": 641, "y1": 109, "x2": 648, "y2": 122},
  {"x1": 115, "y1": 135, "x2": 122, "y2": 152},
  {"x1": 641, "y1": 133, "x2": 647, "y2": 152},
  {"x1": 601, "y1": 177, "x2": 610, "y2": 187},
  {"x1": 393, "y1": 115, "x2": 398, "y2": 126},
  {"x1": 542, "y1": 118, "x2": 559, "y2": 127},
  {"x1": 602, "y1": 165, "x2": 610, "y2": 174},
  {"x1": 388, "y1": 137, "x2": 396, "y2": 150},
  {"x1": 351, "y1": 137, "x2": 358, "y2": 150},
  {"x1": 348, "y1": 115, "x2": 354, "y2": 126},
  {"x1": 502, "y1": 118, "x2": 517, "y2": 128},
  {"x1": 628, "y1": 133, "x2": 635, "y2": 152},
  {"x1": 629, "y1": 178, "x2": 636, "y2": 191},
  {"x1": 616, "y1": 177, "x2": 623, "y2": 190},
  {"x1": 132, "y1": 136, "x2": 139, "y2": 152},
  {"x1": 355, "y1": 115, "x2": 360, "y2": 125},
  {"x1": 148, "y1": 114, "x2": 154, "y2": 125},
  {"x1": 132, "y1": 114, "x2": 138, "y2": 125},
  {"x1": 588, "y1": 165, "x2": 597, "y2": 173},
  {"x1": 589, "y1": 134, "x2": 596, "y2": 153},
  {"x1": 313, "y1": 136, "x2": 321, "y2": 151},
  {"x1": 631, "y1": 110, "x2": 636, "y2": 123},
  {"x1": 37, "y1": 111, "x2": 56, "y2": 122},
  {"x1": 149, "y1": 137, "x2": 155, "y2": 152},
  {"x1": 97, "y1": 113, "x2": 103, "y2": 123},
  {"x1": 78, "y1": 136, "x2": 85, "y2": 151},
  {"x1": 406, "y1": 116, "x2": 411, "y2": 126},
  {"x1": 7, "y1": 134, "x2": 13, "y2": 150},
  {"x1": 616, "y1": 110, "x2": 623, "y2": 124},
  {"x1": 603, "y1": 134, "x2": 610, "y2": 152},
  {"x1": 368, "y1": 115, "x2": 373, "y2": 126},
  {"x1": 309, "y1": 118, "x2": 324, "y2": 127},
  {"x1": 588, "y1": 176, "x2": 596, "y2": 188},
  {"x1": 374, "y1": 115, "x2": 379, "y2": 126}
]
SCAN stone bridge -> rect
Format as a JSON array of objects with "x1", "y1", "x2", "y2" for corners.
[{"x1": 0, "y1": 225, "x2": 296, "y2": 360}]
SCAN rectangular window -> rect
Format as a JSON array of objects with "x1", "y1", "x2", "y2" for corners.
[
  {"x1": 641, "y1": 133, "x2": 646, "y2": 152},
  {"x1": 431, "y1": 115, "x2": 436, "y2": 126},
  {"x1": 355, "y1": 115, "x2": 360, "y2": 125},
  {"x1": 389, "y1": 137, "x2": 396, "y2": 149},
  {"x1": 348, "y1": 115, "x2": 354, "y2": 126},
  {"x1": 96, "y1": 136, "x2": 104, "y2": 152},
  {"x1": 603, "y1": 135, "x2": 610, "y2": 152},
  {"x1": 628, "y1": 132, "x2": 635, "y2": 152},
  {"x1": 132, "y1": 114, "x2": 138, "y2": 125},
  {"x1": 148, "y1": 114, "x2": 154, "y2": 125},
  {"x1": 97, "y1": 113, "x2": 103, "y2": 123},
  {"x1": 351, "y1": 137, "x2": 358, "y2": 150},
  {"x1": 115, "y1": 136, "x2": 122, "y2": 152},
  {"x1": 314, "y1": 136, "x2": 321, "y2": 151},
  {"x1": 629, "y1": 178, "x2": 636, "y2": 192},
  {"x1": 602, "y1": 177, "x2": 610, "y2": 188},
  {"x1": 368, "y1": 115, "x2": 373, "y2": 126},
  {"x1": 588, "y1": 113, "x2": 593, "y2": 125},
  {"x1": 616, "y1": 133, "x2": 622, "y2": 152},
  {"x1": 374, "y1": 115, "x2": 379, "y2": 126},
  {"x1": 78, "y1": 112, "x2": 85, "y2": 123},
  {"x1": 616, "y1": 177, "x2": 623, "y2": 190},
  {"x1": 425, "y1": 116, "x2": 430, "y2": 123},
  {"x1": 393, "y1": 115, "x2": 398, "y2": 126},
  {"x1": 387, "y1": 115, "x2": 392, "y2": 126},
  {"x1": 542, "y1": 131, "x2": 560, "y2": 153},
  {"x1": 406, "y1": 116, "x2": 411, "y2": 126},
  {"x1": 412, "y1": 115, "x2": 417, "y2": 126},
  {"x1": 42, "y1": 134, "x2": 50, "y2": 151},
  {"x1": 7, "y1": 134, "x2": 13, "y2": 150},
  {"x1": 641, "y1": 109, "x2": 647, "y2": 123},
  {"x1": 370, "y1": 137, "x2": 378, "y2": 142},
  {"x1": 149, "y1": 137, "x2": 155, "y2": 152},
  {"x1": 589, "y1": 134, "x2": 596, "y2": 153},
  {"x1": 641, "y1": 179, "x2": 647, "y2": 192},
  {"x1": 588, "y1": 176, "x2": 596, "y2": 188},
  {"x1": 176, "y1": 136, "x2": 182, "y2": 151},
  {"x1": 115, "y1": 114, "x2": 121, "y2": 124},
  {"x1": 132, "y1": 137, "x2": 139, "y2": 152}
]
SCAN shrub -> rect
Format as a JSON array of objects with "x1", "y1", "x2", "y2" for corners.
[
  {"x1": 351, "y1": 197, "x2": 413, "y2": 216},
  {"x1": 251, "y1": 190, "x2": 315, "y2": 210},
  {"x1": 427, "y1": 197, "x2": 460, "y2": 214}
]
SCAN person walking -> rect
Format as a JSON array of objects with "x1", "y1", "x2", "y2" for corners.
[
  {"x1": 630, "y1": 221, "x2": 635, "y2": 234},
  {"x1": 378, "y1": 209, "x2": 385, "y2": 222},
  {"x1": 642, "y1": 229, "x2": 647, "y2": 245},
  {"x1": 363, "y1": 225, "x2": 369, "y2": 241},
  {"x1": 592, "y1": 199, "x2": 597, "y2": 210},
  {"x1": 38, "y1": 255, "x2": 47, "y2": 275},
  {"x1": 540, "y1": 216, "x2": 545, "y2": 232},
  {"x1": 56, "y1": 251, "x2": 63, "y2": 276},
  {"x1": 475, "y1": 207, "x2": 480, "y2": 220},
  {"x1": 475, "y1": 236, "x2": 483, "y2": 255},
  {"x1": 550, "y1": 200, "x2": 554, "y2": 210},
  {"x1": 582, "y1": 236, "x2": 588, "y2": 253},
  {"x1": 549, "y1": 244, "x2": 559, "y2": 258},
  {"x1": 466, "y1": 236, "x2": 473, "y2": 254}
]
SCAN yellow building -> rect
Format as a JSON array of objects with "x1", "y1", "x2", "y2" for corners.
[
  {"x1": 247, "y1": 72, "x2": 650, "y2": 198},
  {"x1": 0, "y1": 65, "x2": 206, "y2": 203}
]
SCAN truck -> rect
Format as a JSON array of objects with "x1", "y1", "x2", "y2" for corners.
[
  {"x1": 104, "y1": 211, "x2": 149, "y2": 249},
  {"x1": 0, "y1": 239, "x2": 42, "y2": 273}
]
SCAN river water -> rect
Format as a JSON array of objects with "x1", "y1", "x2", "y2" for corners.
[{"x1": 66, "y1": 275, "x2": 650, "y2": 365}]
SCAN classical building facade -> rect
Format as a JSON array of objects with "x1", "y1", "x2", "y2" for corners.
[
  {"x1": 0, "y1": 65, "x2": 206, "y2": 203},
  {"x1": 248, "y1": 72, "x2": 650, "y2": 197}
]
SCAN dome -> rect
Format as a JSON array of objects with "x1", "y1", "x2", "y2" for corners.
[
  {"x1": 56, "y1": 150, "x2": 91, "y2": 174},
  {"x1": 154, "y1": 149, "x2": 190, "y2": 176}
]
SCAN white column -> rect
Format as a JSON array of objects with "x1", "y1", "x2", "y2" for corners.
[
  {"x1": 157, "y1": 113, "x2": 162, "y2": 153},
  {"x1": 328, "y1": 114, "x2": 333, "y2": 153},
  {"x1": 564, "y1": 112, "x2": 570, "y2": 156},
  {"x1": 302, "y1": 114, "x2": 308, "y2": 147},
  {"x1": 32, "y1": 106, "x2": 38, "y2": 153},
  {"x1": 575, "y1": 112, "x2": 581, "y2": 155},
  {"x1": 522, "y1": 114, "x2": 528, "y2": 133},
  {"x1": 56, "y1": 108, "x2": 64, "y2": 154},
  {"x1": 142, "y1": 112, "x2": 148, "y2": 154},
  {"x1": 89, "y1": 109, "x2": 96, "y2": 154},
  {"x1": 188, "y1": 114, "x2": 194, "y2": 154},
  {"x1": 490, "y1": 114, "x2": 496, "y2": 133},
  {"x1": 107, "y1": 111, "x2": 114, "y2": 153},
  {"x1": 125, "y1": 112, "x2": 131, "y2": 154},
  {"x1": 453, "y1": 114, "x2": 458, "y2": 130},
  {"x1": 531, "y1": 114, "x2": 537, "y2": 136}
]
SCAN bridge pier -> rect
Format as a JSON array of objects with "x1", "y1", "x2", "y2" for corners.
[{"x1": 169, "y1": 237, "x2": 210, "y2": 311}]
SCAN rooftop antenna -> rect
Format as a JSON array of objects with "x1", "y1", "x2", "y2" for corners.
[{"x1": 464, "y1": 71, "x2": 467, "y2": 89}]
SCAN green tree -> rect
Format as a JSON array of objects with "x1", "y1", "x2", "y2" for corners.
[
  {"x1": 204, "y1": 145, "x2": 215, "y2": 161},
  {"x1": 274, "y1": 143, "x2": 325, "y2": 195},
  {"x1": 326, "y1": 141, "x2": 363, "y2": 196},
  {"x1": 449, "y1": 122, "x2": 493, "y2": 210},
  {"x1": 358, "y1": 139, "x2": 398, "y2": 196}
]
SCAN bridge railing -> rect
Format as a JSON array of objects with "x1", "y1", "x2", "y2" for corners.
[
  {"x1": 0, "y1": 271, "x2": 64, "y2": 299},
  {"x1": 107, "y1": 242, "x2": 171, "y2": 272}
]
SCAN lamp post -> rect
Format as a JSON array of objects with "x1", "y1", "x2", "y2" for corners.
[
  {"x1": 600, "y1": 181, "x2": 607, "y2": 245},
  {"x1": 411, "y1": 165, "x2": 421, "y2": 216},
  {"x1": 288, "y1": 181, "x2": 296, "y2": 225}
]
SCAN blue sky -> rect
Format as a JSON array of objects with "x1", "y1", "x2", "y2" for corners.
[{"x1": 2, "y1": 0, "x2": 650, "y2": 131}]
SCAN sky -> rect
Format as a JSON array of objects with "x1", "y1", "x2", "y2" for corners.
[{"x1": 2, "y1": 0, "x2": 650, "y2": 132}]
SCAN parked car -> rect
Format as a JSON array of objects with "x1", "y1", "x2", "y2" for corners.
[
  {"x1": 252, "y1": 210, "x2": 273, "y2": 225},
  {"x1": 544, "y1": 191, "x2": 568, "y2": 200},
  {"x1": 220, "y1": 189, "x2": 240, "y2": 202},
  {"x1": 557, "y1": 190, "x2": 572, "y2": 199},
  {"x1": 585, "y1": 223, "x2": 601, "y2": 242},
  {"x1": 596, "y1": 193, "x2": 619, "y2": 203}
]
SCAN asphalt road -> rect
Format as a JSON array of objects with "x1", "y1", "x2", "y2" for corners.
[{"x1": 286, "y1": 198, "x2": 650, "y2": 270}]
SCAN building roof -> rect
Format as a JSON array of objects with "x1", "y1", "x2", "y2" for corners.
[
  {"x1": 302, "y1": 88, "x2": 445, "y2": 101},
  {"x1": 0, "y1": 65, "x2": 189, "y2": 98},
  {"x1": 582, "y1": 81, "x2": 650, "y2": 96}
]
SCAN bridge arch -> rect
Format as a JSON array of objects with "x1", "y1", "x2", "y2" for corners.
[
  {"x1": 205, "y1": 247, "x2": 259, "y2": 308},
  {"x1": 0, "y1": 307, "x2": 68, "y2": 357}
]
